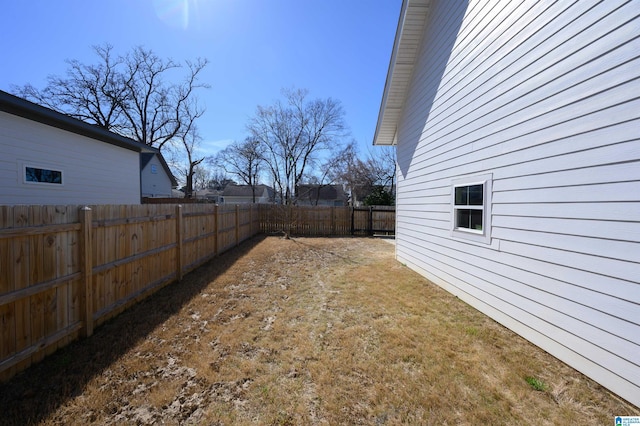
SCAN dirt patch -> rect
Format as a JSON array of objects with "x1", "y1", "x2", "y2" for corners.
[{"x1": 0, "y1": 236, "x2": 636, "y2": 425}]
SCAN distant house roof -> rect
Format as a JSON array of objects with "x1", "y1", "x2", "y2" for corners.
[
  {"x1": 223, "y1": 184, "x2": 274, "y2": 198},
  {"x1": 140, "y1": 152, "x2": 178, "y2": 187},
  {"x1": 0, "y1": 90, "x2": 154, "y2": 154},
  {"x1": 297, "y1": 184, "x2": 348, "y2": 202},
  {"x1": 191, "y1": 188, "x2": 222, "y2": 199}
]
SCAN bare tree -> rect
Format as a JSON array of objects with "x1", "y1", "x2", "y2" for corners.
[
  {"x1": 332, "y1": 142, "x2": 371, "y2": 205},
  {"x1": 167, "y1": 99, "x2": 206, "y2": 198},
  {"x1": 247, "y1": 88, "x2": 347, "y2": 205},
  {"x1": 12, "y1": 44, "x2": 209, "y2": 151},
  {"x1": 332, "y1": 143, "x2": 396, "y2": 206},
  {"x1": 14, "y1": 44, "x2": 127, "y2": 130},
  {"x1": 169, "y1": 128, "x2": 204, "y2": 198},
  {"x1": 367, "y1": 145, "x2": 397, "y2": 196},
  {"x1": 211, "y1": 137, "x2": 263, "y2": 202},
  {"x1": 119, "y1": 47, "x2": 209, "y2": 150},
  {"x1": 206, "y1": 171, "x2": 234, "y2": 191},
  {"x1": 297, "y1": 142, "x2": 356, "y2": 205},
  {"x1": 192, "y1": 165, "x2": 212, "y2": 192}
]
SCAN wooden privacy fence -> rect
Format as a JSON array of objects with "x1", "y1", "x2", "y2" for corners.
[
  {"x1": 259, "y1": 205, "x2": 396, "y2": 236},
  {"x1": 0, "y1": 203, "x2": 259, "y2": 380},
  {"x1": 0, "y1": 203, "x2": 393, "y2": 381}
]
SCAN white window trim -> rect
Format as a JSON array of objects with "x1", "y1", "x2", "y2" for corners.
[
  {"x1": 21, "y1": 161, "x2": 65, "y2": 187},
  {"x1": 451, "y1": 173, "x2": 492, "y2": 244}
]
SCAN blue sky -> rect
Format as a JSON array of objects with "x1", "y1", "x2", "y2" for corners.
[{"x1": 0, "y1": 0, "x2": 401, "y2": 158}]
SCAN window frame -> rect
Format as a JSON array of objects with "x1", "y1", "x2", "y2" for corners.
[
  {"x1": 22, "y1": 162, "x2": 65, "y2": 187},
  {"x1": 451, "y1": 174, "x2": 492, "y2": 244}
]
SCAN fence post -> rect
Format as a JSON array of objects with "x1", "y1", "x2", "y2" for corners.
[
  {"x1": 79, "y1": 206, "x2": 94, "y2": 338},
  {"x1": 330, "y1": 206, "x2": 335, "y2": 236},
  {"x1": 251, "y1": 204, "x2": 257, "y2": 235},
  {"x1": 350, "y1": 207, "x2": 355, "y2": 236},
  {"x1": 176, "y1": 205, "x2": 183, "y2": 281},
  {"x1": 369, "y1": 206, "x2": 374, "y2": 236},
  {"x1": 214, "y1": 204, "x2": 219, "y2": 256},
  {"x1": 235, "y1": 204, "x2": 240, "y2": 246}
]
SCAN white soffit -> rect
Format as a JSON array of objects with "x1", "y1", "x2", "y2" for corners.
[{"x1": 373, "y1": 0, "x2": 431, "y2": 146}]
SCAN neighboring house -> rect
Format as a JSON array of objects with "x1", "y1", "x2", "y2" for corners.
[
  {"x1": 140, "y1": 153, "x2": 178, "y2": 198},
  {"x1": 191, "y1": 187, "x2": 224, "y2": 203},
  {"x1": 296, "y1": 184, "x2": 348, "y2": 206},
  {"x1": 222, "y1": 184, "x2": 275, "y2": 204},
  {"x1": 172, "y1": 188, "x2": 186, "y2": 198},
  {"x1": 374, "y1": 0, "x2": 640, "y2": 406},
  {"x1": 0, "y1": 90, "x2": 174, "y2": 205}
]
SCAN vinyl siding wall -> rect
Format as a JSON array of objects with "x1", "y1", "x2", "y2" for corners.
[
  {"x1": 141, "y1": 156, "x2": 173, "y2": 198},
  {"x1": 394, "y1": 0, "x2": 640, "y2": 405},
  {"x1": 0, "y1": 111, "x2": 141, "y2": 205},
  {"x1": 223, "y1": 193, "x2": 269, "y2": 204}
]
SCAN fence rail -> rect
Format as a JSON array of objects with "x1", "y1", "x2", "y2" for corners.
[
  {"x1": 0, "y1": 203, "x2": 260, "y2": 380},
  {"x1": 0, "y1": 203, "x2": 394, "y2": 381},
  {"x1": 259, "y1": 205, "x2": 395, "y2": 236}
]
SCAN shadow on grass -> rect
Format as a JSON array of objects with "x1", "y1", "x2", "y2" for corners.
[{"x1": 0, "y1": 235, "x2": 265, "y2": 426}]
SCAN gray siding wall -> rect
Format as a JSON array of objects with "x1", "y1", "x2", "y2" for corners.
[
  {"x1": 0, "y1": 111, "x2": 141, "y2": 205},
  {"x1": 223, "y1": 192, "x2": 269, "y2": 204},
  {"x1": 394, "y1": 0, "x2": 640, "y2": 405},
  {"x1": 141, "y1": 156, "x2": 173, "y2": 198}
]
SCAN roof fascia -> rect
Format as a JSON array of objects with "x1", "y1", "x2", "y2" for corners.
[
  {"x1": 156, "y1": 152, "x2": 179, "y2": 187},
  {"x1": 373, "y1": 0, "x2": 431, "y2": 146},
  {"x1": 0, "y1": 90, "x2": 151, "y2": 154}
]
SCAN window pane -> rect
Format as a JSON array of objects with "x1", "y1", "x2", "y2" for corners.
[
  {"x1": 25, "y1": 167, "x2": 62, "y2": 184},
  {"x1": 25, "y1": 167, "x2": 38, "y2": 182},
  {"x1": 456, "y1": 209, "x2": 483, "y2": 230},
  {"x1": 470, "y1": 210, "x2": 483, "y2": 230},
  {"x1": 456, "y1": 209, "x2": 470, "y2": 229},
  {"x1": 468, "y1": 184, "x2": 483, "y2": 205},
  {"x1": 454, "y1": 186, "x2": 467, "y2": 205}
]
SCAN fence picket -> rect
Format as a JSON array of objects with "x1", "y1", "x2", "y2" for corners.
[
  {"x1": 257, "y1": 205, "x2": 395, "y2": 237},
  {"x1": 0, "y1": 203, "x2": 393, "y2": 381}
]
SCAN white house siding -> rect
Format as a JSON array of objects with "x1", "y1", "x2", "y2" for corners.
[
  {"x1": 393, "y1": 0, "x2": 640, "y2": 406},
  {"x1": 141, "y1": 155, "x2": 173, "y2": 198},
  {"x1": 223, "y1": 193, "x2": 269, "y2": 204},
  {"x1": 0, "y1": 111, "x2": 141, "y2": 205}
]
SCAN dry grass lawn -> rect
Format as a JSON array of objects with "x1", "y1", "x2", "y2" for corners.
[{"x1": 0, "y1": 236, "x2": 636, "y2": 425}]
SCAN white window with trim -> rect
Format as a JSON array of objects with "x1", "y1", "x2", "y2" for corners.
[
  {"x1": 22, "y1": 163, "x2": 64, "y2": 186},
  {"x1": 451, "y1": 174, "x2": 492, "y2": 244}
]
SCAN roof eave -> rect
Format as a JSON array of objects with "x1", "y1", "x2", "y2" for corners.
[
  {"x1": 0, "y1": 90, "x2": 153, "y2": 154},
  {"x1": 373, "y1": 0, "x2": 431, "y2": 146},
  {"x1": 156, "y1": 152, "x2": 179, "y2": 187}
]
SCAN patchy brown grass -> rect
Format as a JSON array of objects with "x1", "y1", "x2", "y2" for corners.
[{"x1": 0, "y1": 236, "x2": 636, "y2": 425}]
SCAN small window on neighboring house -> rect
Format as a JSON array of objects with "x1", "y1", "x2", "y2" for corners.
[
  {"x1": 452, "y1": 174, "x2": 492, "y2": 244},
  {"x1": 24, "y1": 165, "x2": 63, "y2": 185},
  {"x1": 151, "y1": 164, "x2": 158, "y2": 174}
]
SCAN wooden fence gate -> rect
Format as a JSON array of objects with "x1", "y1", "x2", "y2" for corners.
[{"x1": 350, "y1": 206, "x2": 396, "y2": 236}]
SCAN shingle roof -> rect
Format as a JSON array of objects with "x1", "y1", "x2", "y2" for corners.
[
  {"x1": 297, "y1": 184, "x2": 347, "y2": 201},
  {"x1": 223, "y1": 184, "x2": 274, "y2": 198}
]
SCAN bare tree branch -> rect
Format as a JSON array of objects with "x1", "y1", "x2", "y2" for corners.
[
  {"x1": 12, "y1": 44, "x2": 209, "y2": 153},
  {"x1": 211, "y1": 137, "x2": 263, "y2": 202},
  {"x1": 246, "y1": 88, "x2": 348, "y2": 204}
]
